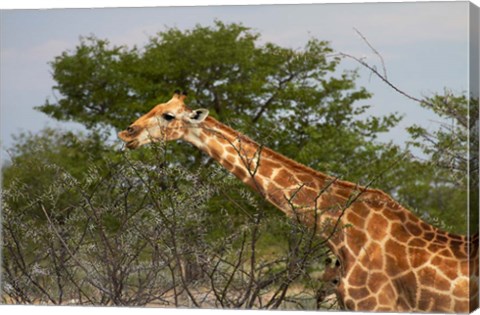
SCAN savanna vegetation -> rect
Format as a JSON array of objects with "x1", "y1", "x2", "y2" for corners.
[{"x1": 1, "y1": 21, "x2": 476, "y2": 308}]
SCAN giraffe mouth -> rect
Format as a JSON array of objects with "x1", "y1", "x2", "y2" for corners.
[{"x1": 126, "y1": 139, "x2": 139, "y2": 150}]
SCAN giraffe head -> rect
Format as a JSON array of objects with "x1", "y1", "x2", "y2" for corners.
[{"x1": 118, "y1": 91, "x2": 209, "y2": 149}]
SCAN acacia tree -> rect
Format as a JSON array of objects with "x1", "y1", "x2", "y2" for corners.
[
  {"x1": 35, "y1": 21, "x2": 467, "y2": 232},
  {"x1": 37, "y1": 21, "x2": 413, "y2": 206},
  {"x1": 37, "y1": 21, "x2": 399, "y2": 167}
]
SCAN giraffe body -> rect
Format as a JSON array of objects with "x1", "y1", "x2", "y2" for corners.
[{"x1": 118, "y1": 92, "x2": 479, "y2": 312}]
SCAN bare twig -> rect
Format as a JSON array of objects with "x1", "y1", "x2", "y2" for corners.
[
  {"x1": 39, "y1": 203, "x2": 110, "y2": 299},
  {"x1": 339, "y1": 51, "x2": 435, "y2": 109},
  {"x1": 353, "y1": 28, "x2": 388, "y2": 80}
]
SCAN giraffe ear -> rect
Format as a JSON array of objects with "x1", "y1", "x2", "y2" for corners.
[{"x1": 188, "y1": 108, "x2": 209, "y2": 123}]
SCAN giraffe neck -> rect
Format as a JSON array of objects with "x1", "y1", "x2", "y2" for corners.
[{"x1": 183, "y1": 116, "x2": 379, "y2": 242}]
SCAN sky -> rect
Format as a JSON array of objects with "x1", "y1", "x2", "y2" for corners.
[{"x1": 0, "y1": 1, "x2": 475, "y2": 162}]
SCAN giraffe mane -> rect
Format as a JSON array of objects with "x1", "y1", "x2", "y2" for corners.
[{"x1": 202, "y1": 116, "x2": 399, "y2": 207}]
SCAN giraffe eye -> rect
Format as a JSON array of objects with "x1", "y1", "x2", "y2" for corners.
[{"x1": 163, "y1": 113, "x2": 175, "y2": 122}]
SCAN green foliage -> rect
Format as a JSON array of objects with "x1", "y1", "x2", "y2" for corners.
[
  {"x1": 38, "y1": 38, "x2": 134, "y2": 129},
  {"x1": 405, "y1": 91, "x2": 476, "y2": 233},
  {"x1": 2, "y1": 129, "x2": 113, "y2": 225},
  {"x1": 36, "y1": 21, "x2": 388, "y2": 138},
  {"x1": 407, "y1": 92, "x2": 469, "y2": 175},
  {"x1": 3, "y1": 128, "x2": 111, "y2": 180}
]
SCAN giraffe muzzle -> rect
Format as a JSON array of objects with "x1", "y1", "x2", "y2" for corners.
[
  {"x1": 126, "y1": 139, "x2": 140, "y2": 150},
  {"x1": 118, "y1": 128, "x2": 141, "y2": 149}
]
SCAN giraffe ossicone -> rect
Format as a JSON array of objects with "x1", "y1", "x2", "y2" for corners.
[{"x1": 118, "y1": 92, "x2": 479, "y2": 313}]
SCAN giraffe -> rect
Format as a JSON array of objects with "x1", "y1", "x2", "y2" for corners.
[{"x1": 118, "y1": 91, "x2": 479, "y2": 312}]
